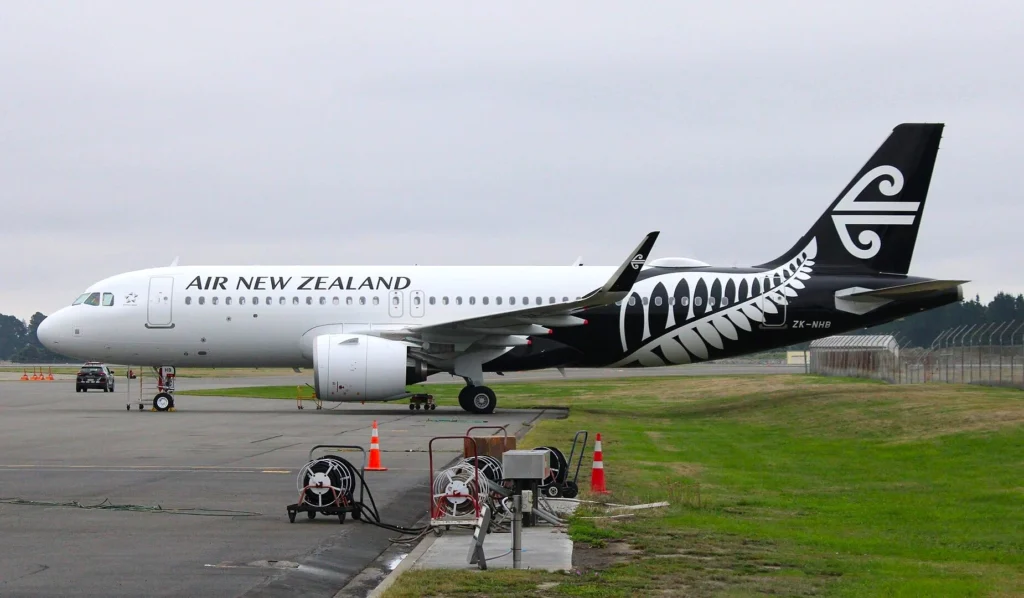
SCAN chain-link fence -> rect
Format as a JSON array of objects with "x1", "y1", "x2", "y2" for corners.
[{"x1": 808, "y1": 321, "x2": 1024, "y2": 387}]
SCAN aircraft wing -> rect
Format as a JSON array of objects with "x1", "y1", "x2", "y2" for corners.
[{"x1": 376, "y1": 231, "x2": 659, "y2": 349}]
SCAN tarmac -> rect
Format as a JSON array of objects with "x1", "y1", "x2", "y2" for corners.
[
  {"x1": 0, "y1": 376, "x2": 559, "y2": 598},
  {"x1": 0, "y1": 363, "x2": 798, "y2": 597}
]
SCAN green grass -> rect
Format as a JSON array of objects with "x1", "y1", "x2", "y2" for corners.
[{"x1": 368, "y1": 375, "x2": 1024, "y2": 597}]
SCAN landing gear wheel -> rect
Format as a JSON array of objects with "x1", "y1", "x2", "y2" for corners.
[
  {"x1": 462, "y1": 386, "x2": 496, "y2": 414},
  {"x1": 409, "y1": 403, "x2": 415, "y2": 411},
  {"x1": 154, "y1": 393, "x2": 173, "y2": 412}
]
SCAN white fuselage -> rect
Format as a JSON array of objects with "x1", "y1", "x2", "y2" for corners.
[{"x1": 38, "y1": 265, "x2": 616, "y2": 368}]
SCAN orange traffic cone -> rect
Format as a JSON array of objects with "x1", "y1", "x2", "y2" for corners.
[
  {"x1": 47, "y1": 367, "x2": 54, "y2": 381},
  {"x1": 590, "y1": 432, "x2": 609, "y2": 494},
  {"x1": 20, "y1": 370, "x2": 28, "y2": 381},
  {"x1": 366, "y1": 420, "x2": 388, "y2": 471}
]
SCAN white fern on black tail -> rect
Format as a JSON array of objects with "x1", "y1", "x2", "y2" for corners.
[{"x1": 612, "y1": 238, "x2": 817, "y2": 367}]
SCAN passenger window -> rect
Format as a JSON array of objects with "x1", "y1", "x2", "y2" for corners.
[
  {"x1": 186, "y1": 297, "x2": 192, "y2": 305},
  {"x1": 482, "y1": 296, "x2": 489, "y2": 305},
  {"x1": 562, "y1": 296, "x2": 568, "y2": 302},
  {"x1": 721, "y1": 297, "x2": 729, "y2": 307},
  {"x1": 642, "y1": 297, "x2": 648, "y2": 305},
  {"x1": 359, "y1": 297, "x2": 366, "y2": 305},
  {"x1": 535, "y1": 297, "x2": 542, "y2": 305},
  {"x1": 199, "y1": 296, "x2": 206, "y2": 305},
  {"x1": 240, "y1": 297, "x2": 247, "y2": 305},
  {"x1": 414, "y1": 296, "x2": 421, "y2": 305},
  {"x1": 681, "y1": 297, "x2": 689, "y2": 306},
  {"x1": 429, "y1": 297, "x2": 436, "y2": 305},
  {"x1": 694, "y1": 297, "x2": 703, "y2": 307},
  {"x1": 346, "y1": 297, "x2": 353, "y2": 305},
  {"x1": 226, "y1": 297, "x2": 232, "y2": 305},
  {"x1": 495, "y1": 296, "x2": 502, "y2": 305},
  {"x1": 319, "y1": 297, "x2": 326, "y2": 305},
  {"x1": 654, "y1": 297, "x2": 662, "y2": 307},
  {"x1": 280, "y1": 297, "x2": 286, "y2": 305},
  {"x1": 469, "y1": 296, "x2": 476, "y2": 305},
  {"x1": 305, "y1": 297, "x2": 312, "y2": 305},
  {"x1": 549, "y1": 297, "x2": 555, "y2": 304},
  {"x1": 456, "y1": 297, "x2": 462, "y2": 305},
  {"x1": 442, "y1": 296, "x2": 449, "y2": 305},
  {"x1": 509, "y1": 297, "x2": 515, "y2": 305},
  {"x1": 523, "y1": 297, "x2": 529, "y2": 305},
  {"x1": 392, "y1": 296, "x2": 398, "y2": 305},
  {"x1": 212, "y1": 297, "x2": 219, "y2": 305},
  {"x1": 293, "y1": 297, "x2": 299, "y2": 305},
  {"x1": 709, "y1": 297, "x2": 715, "y2": 307},
  {"x1": 332, "y1": 297, "x2": 339, "y2": 305},
  {"x1": 373, "y1": 297, "x2": 380, "y2": 305},
  {"x1": 102, "y1": 293, "x2": 114, "y2": 306},
  {"x1": 629, "y1": 296, "x2": 636, "y2": 306},
  {"x1": 84, "y1": 292, "x2": 101, "y2": 306},
  {"x1": 252, "y1": 296, "x2": 258, "y2": 305}
]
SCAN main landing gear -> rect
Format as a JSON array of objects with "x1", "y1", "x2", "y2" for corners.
[{"x1": 458, "y1": 385, "x2": 497, "y2": 415}]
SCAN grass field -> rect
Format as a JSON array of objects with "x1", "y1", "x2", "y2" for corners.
[{"x1": 180, "y1": 375, "x2": 1024, "y2": 596}]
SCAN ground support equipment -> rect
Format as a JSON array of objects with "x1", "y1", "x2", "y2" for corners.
[
  {"x1": 536, "y1": 430, "x2": 588, "y2": 499},
  {"x1": 287, "y1": 445, "x2": 367, "y2": 524},
  {"x1": 429, "y1": 435, "x2": 486, "y2": 535},
  {"x1": 408, "y1": 393, "x2": 436, "y2": 411}
]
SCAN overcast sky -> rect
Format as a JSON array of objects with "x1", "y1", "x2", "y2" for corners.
[{"x1": 1, "y1": 2, "x2": 1021, "y2": 321}]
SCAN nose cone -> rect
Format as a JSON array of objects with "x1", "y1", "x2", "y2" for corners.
[{"x1": 36, "y1": 311, "x2": 61, "y2": 347}]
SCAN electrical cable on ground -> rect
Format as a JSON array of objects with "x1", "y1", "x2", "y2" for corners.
[{"x1": 0, "y1": 497, "x2": 262, "y2": 517}]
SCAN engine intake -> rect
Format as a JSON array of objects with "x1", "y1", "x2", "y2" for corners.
[{"x1": 313, "y1": 334, "x2": 412, "y2": 401}]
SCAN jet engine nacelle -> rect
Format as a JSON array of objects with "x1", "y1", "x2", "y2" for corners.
[{"x1": 313, "y1": 334, "x2": 412, "y2": 401}]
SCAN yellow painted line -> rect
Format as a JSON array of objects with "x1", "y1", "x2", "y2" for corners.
[{"x1": 261, "y1": 470, "x2": 291, "y2": 474}]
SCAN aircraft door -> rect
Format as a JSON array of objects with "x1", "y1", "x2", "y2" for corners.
[
  {"x1": 388, "y1": 290, "x2": 404, "y2": 318},
  {"x1": 761, "y1": 285, "x2": 788, "y2": 327},
  {"x1": 410, "y1": 290, "x2": 424, "y2": 317},
  {"x1": 147, "y1": 276, "x2": 174, "y2": 328}
]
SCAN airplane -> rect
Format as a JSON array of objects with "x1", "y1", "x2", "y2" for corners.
[{"x1": 37, "y1": 123, "x2": 966, "y2": 414}]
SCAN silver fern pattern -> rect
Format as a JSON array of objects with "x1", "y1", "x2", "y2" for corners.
[{"x1": 611, "y1": 238, "x2": 818, "y2": 367}]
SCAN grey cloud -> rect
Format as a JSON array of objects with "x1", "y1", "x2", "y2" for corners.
[{"x1": 1, "y1": 1, "x2": 1022, "y2": 320}]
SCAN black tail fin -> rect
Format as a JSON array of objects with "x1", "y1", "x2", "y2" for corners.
[{"x1": 757, "y1": 123, "x2": 944, "y2": 275}]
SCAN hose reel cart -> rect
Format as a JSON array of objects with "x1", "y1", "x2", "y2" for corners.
[{"x1": 287, "y1": 445, "x2": 368, "y2": 524}]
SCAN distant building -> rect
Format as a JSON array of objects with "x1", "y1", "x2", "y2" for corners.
[{"x1": 808, "y1": 334, "x2": 900, "y2": 381}]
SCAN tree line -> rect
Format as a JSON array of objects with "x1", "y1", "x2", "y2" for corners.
[
  {"x1": 4, "y1": 292, "x2": 1024, "y2": 363},
  {"x1": 0, "y1": 312, "x2": 67, "y2": 363}
]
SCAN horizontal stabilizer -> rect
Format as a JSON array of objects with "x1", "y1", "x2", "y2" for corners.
[{"x1": 844, "y1": 279, "x2": 968, "y2": 300}]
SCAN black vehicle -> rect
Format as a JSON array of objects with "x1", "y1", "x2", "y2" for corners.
[{"x1": 76, "y1": 363, "x2": 115, "y2": 392}]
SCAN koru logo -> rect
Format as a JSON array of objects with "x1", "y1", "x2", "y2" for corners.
[
  {"x1": 630, "y1": 253, "x2": 645, "y2": 270},
  {"x1": 830, "y1": 165, "x2": 918, "y2": 259}
]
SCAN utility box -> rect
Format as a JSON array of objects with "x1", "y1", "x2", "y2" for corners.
[{"x1": 502, "y1": 450, "x2": 548, "y2": 481}]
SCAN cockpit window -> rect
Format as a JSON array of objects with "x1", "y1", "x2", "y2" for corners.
[
  {"x1": 83, "y1": 292, "x2": 101, "y2": 306},
  {"x1": 73, "y1": 293, "x2": 90, "y2": 305},
  {"x1": 102, "y1": 293, "x2": 114, "y2": 306}
]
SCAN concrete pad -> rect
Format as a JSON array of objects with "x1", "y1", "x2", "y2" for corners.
[
  {"x1": 412, "y1": 527, "x2": 574, "y2": 572},
  {"x1": 0, "y1": 377, "x2": 559, "y2": 597}
]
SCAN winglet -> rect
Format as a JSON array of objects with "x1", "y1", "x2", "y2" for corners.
[{"x1": 602, "y1": 231, "x2": 659, "y2": 293}]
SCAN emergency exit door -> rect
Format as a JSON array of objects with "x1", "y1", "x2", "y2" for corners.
[{"x1": 388, "y1": 290, "x2": 404, "y2": 318}]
